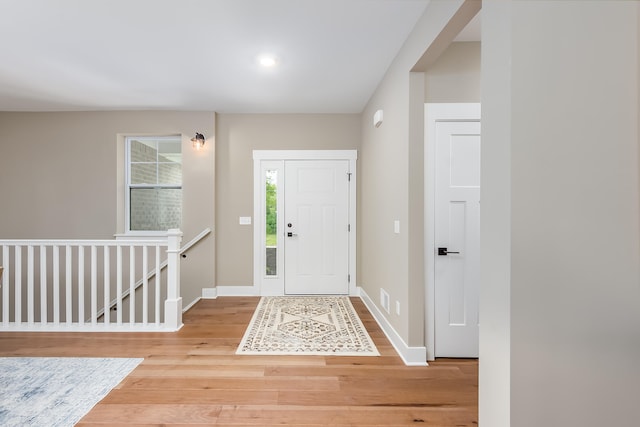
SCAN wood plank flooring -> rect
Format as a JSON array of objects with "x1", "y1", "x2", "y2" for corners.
[{"x1": 0, "y1": 297, "x2": 478, "y2": 426}]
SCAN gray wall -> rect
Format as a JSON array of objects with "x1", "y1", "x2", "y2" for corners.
[
  {"x1": 425, "y1": 41, "x2": 480, "y2": 103},
  {"x1": 481, "y1": 1, "x2": 640, "y2": 426},
  {"x1": 0, "y1": 111, "x2": 215, "y2": 307},
  {"x1": 360, "y1": 0, "x2": 480, "y2": 346},
  {"x1": 215, "y1": 114, "x2": 361, "y2": 287}
]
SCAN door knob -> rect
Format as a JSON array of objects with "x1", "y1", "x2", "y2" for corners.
[
  {"x1": 287, "y1": 232, "x2": 298, "y2": 237},
  {"x1": 438, "y1": 247, "x2": 460, "y2": 256}
]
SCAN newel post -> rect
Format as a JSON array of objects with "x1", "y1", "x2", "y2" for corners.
[{"x1": 165, "y1": 229, "x2": 183, "y2": 330}]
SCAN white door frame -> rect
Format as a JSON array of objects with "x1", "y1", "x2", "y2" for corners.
[
  {"x1": 253, "y1": 150, "x2": 358, "y2": 296},
  {"x1": 425, "y1": 103, "x2": 480, "y2": 361}
]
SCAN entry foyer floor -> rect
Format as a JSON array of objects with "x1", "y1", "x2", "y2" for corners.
[{"x1": 0, "y1": 297, "x2": 478, "y2": 426}]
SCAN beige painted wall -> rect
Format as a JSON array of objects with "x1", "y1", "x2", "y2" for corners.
[
  {"x1": 215, "y1": 114, "x2": 360, "y2": 287},
  {"x1": 0, "y1": 111, "x2": 215, "y2": 307},
  {"x1": 480, "y1": 2, "x2": 512, "y2": 424},
  {"x1": 481, "y1": 1, "x2": 640, "y2": 426},
  {"x1": 360, "y1": 0, "x2": 480, "y2": 347},
  {"x1": 425, "y1": 41, "x2": 481, "y2": 103}
]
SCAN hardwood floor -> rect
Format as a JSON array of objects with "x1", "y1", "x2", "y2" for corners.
[{"x1": 0, "y1": 297, "x2": 478, "y2": 426}]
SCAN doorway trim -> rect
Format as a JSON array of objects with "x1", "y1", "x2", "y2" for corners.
[
  {"x1": 425, "y1": 103, "x2": 480, "y2": 361},
  {"x1": 253, "y1": 150, "x2": 358, "y2": 296}
]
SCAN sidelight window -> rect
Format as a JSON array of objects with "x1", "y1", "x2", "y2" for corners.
[{"x1": 265, "y1": 170, "x2": 277, "y2": 276}]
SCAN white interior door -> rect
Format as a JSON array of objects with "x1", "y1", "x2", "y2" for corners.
[
  {"x1": 434, "y1": 120, "x2": 480, "y2": 357},
  {"x1": 284, "y1": 160, "x2": 350, "y2": 295}
]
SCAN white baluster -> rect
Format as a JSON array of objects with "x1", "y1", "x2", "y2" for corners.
[
  {"x1": 91, "y1": 245, "x2": 97, "y2": 324},
  {"x1": 2, "y1": 245, "x2": 9, "y2": 325},
  {"x1": 129, "y1": 245, "x2": 135, "y2": 325},
  {"x1": 78, "y1": 246, "x2": 84, "y2": 325},
  {"x1": 66, "y1": 245, "x2": 72, "y2": 325},
  {"x1": 40, "y1": 246, "x2": 47, "y2": 324},
  {"x1": 155, "y1": 243, "x2": 161, "y2": 326},
  {"x1": 143, "y1": 245, "x2": 148, "y2": 325},
  {"x1": 116, "y1": 245, "x2": 122, "y2": 325},
  {"x1": 14, "y1": 246, "x2": 21, "y2": 324},
  {"x1": 53, "y1": 245, "x2": 60, "y2": 325},
  {"x1": 103, "y1": 246, "x2": 110, "y2": 326},
  {"x1": 27, "y1": 245, "x2": 34, "y2": 325}
]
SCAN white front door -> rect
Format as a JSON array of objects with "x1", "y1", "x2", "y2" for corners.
[
  {"x1": 284, "y1": 160, "x2": 350, "y2": 295},
  {"x1": 434, "y1": 119, "x2": 481, "y2": 358}
]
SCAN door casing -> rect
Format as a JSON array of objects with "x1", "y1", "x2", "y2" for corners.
[
  {"x1": 425, "y1": 103, "x2": 481, "y2": 361},
  {"x1": 253, "y1": 150, "x2": 357, "y2": 296}
]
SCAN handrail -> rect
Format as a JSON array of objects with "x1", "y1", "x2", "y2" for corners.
[
  {"x1": 97, "y1": 228, "x2": 211, "y2": 319},
  {"x1": 180, "y1": 228, "x2": 211, "y2": 255},
  {"x1": 0, "y1": 238, "x2": 167, "y2": 246}
]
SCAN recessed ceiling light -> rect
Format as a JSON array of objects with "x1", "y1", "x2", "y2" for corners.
[{"x1": 258, "y1": 55, "x2": 278, "y2": 68}]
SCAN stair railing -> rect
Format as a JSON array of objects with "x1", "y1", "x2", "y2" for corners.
[{"x1": 0, "y1": 229, "x2": 183, "y2": 332}]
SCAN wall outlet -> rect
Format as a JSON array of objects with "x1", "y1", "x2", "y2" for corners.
[
  {"x1": 380, "y1": 288, "x2": 390, "y2": 314},
  {"x1": 239, "y1": 216, "x2": 252, "y2": 225},
  {"x1": 396, "y1": 301, "x2": 401, "y2": 316}
]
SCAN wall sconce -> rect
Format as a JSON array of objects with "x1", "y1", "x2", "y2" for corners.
[{"x1": 191, "y1": 132, "x2": 205, "y2": 150}]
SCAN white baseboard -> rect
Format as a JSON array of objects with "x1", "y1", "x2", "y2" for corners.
[
  {"x1": 216, "y1": 285, "x2": 259, "y2": 297},
  {"x1": 358, "y1": 286, "x2": 427, "y2": 366},
  {"x1": 183, "y1": 296, "x2": 201, "y2": 313},
  {"x1": 201, "y1": 285, "x2": 260, "y2": 298},
  {"x1": 202, "y1": 288, "x2": 217, "y2": 299}
]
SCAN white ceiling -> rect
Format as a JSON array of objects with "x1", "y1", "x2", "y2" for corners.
[{"x1": 0, "y1": 0, "x2": 478, "y2": 113}]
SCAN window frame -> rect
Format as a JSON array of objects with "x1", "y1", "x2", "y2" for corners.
[{"x1": 124, "y1": 135, "x2": 183, "y2": 235}]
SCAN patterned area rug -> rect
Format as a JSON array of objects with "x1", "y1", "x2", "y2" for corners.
[
  {"x1": 237, "y1": 296, "x2": 379, "y2": 356},
  {"x1": 0, "y1": 357, "x2": 142, "y2": 427}
]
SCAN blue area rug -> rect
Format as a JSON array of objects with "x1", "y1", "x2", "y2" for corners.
[{"x1": 0, "y1": 357, "x2": 142, "y2": 427}]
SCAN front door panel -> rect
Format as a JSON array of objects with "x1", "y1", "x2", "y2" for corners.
[{"x1": 284, "y1": 160, "x2": 349, "y2": 295}]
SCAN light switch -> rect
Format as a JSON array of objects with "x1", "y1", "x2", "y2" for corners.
[
  {"x1": 394, "y1": 220, "x2": 400, "y2": 234},
  {"x1": 239, "y1": 216, "x2": 252, "y2": 225}
]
